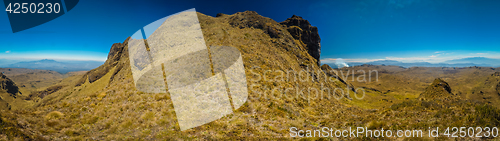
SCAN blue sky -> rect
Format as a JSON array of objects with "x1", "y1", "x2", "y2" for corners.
[{"x1": 1, "y1": 0, "x2": 499, "y2": 63}]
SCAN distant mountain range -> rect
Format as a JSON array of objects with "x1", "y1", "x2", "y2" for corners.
[
  {"x1": 1, "y1": 59, "x2": 103, "y2": 74},
  {"x1": 327, "y1": 57, "x2": 500, "y2": 68},
  {"x1": 0, "y1": 59, "x2": 22, "y2": 67}
]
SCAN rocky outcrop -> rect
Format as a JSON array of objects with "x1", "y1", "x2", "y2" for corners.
[
  {"x1": 75, "y1": 37, "x2": 130, "y2": 86},
  {"x1": 493, "y1": 72, "x2": 500, "y2": 76},
  {"x1": 221, "y1": 11, "x2": 321, "y2": 65},
  {"x1": 280, "y1": 15, "x2": 321, "y2": 65},
  {"x1": 419, "y1": 78, "x2": 453, "y2": 99},
  {"x1": 0, "y1": 73, "x2": 19, "y2": 97}
]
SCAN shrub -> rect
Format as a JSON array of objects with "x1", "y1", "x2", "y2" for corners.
[
  {"x1": 84, "y1": 116, "x2": 99, "y2": 124},
  {"x1": 471, "y1": 104, "x2": 500, "y2": 127},
  {"x1": 46, "y1": 119, "x2": 59, "y2": 127},
  {"x1": 141, "y1": 112, "x2": 155, "y2": 121},
  {"x1": 45, "y1": 111, "x2": 64, "y2": 120},
  {"x1": 97, "y1": 92, "x2": 107, "y2": 101},
  {"x1": 366, "y1": 121, "x2": 386, "y2": 130},
  {"x1": 154, "y1": 94, "x2": 168, "y2": 101}
]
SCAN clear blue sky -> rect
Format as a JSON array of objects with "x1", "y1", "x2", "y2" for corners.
[{"x1": 1, "y1": 0, "x2": 499, "y2": 63}]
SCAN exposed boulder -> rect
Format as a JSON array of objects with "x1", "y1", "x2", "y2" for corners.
[{"x1": 280, "y1": 15, "x2": 321, "y2": 65}]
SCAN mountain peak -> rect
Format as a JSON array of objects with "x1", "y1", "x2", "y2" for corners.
[
  {"x1": 378, "y1": 60, "x2": 400, "y2": 62},
  {"x1": 419, "y1": 78, "x2": 453, "y2": 99},
  {"x1": 75, "y1": 37, "x2": 130, "y2": 86},
  {"x1": 291, "y1": 15, "x2": 302, "y2": 19},
  {"x1": 280, "y1": 15, "x2": 321, "y2": 65},
  {"x1": 39, "y1": 59, "x2": 57, "y2": 62},
  {"x1": 445, "y1": 57, "x2": 500, "y2": 67}
]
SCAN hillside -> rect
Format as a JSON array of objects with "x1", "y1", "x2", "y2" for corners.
[
  {"x1": 0, "y1": 11, "x2": 364, "y2": 140},
  {"x1": 0, "y1": 10, "x2": 499, "y2": 140},
  {"x1": 342, "y1": 65, "x2": 500, "y2": 108}
]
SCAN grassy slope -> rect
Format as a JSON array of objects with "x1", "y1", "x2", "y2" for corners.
[
  {"x1": 1, "y1": 11, "x2": 362, "y2": 140},
  {"x1": 0, "y1": 11, "x2": 499, "y2": 140},
  {"x1": 340, "y1": 65, "x2": 500, "y2": 140},
  {"x1": 345, "y1": 65, "x2": 500, "y2": 109}
]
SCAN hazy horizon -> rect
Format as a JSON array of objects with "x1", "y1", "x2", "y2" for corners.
[{"x1": 3, "y1": 0, "x2": 500, "y2": 62}]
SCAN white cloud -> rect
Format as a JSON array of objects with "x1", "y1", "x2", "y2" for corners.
[
  {"x1": 5, "y1": 51, "x2": 10, "y2": 53},
  {"x1": 384, "y1": 56, "x2": 441, "y2": 63},
  {"x1": 321, "y1": 58, "x2": 384, "y2": 63},
  {"x1": 321, "y1": 51, "x2": 500, "y2": 64},
  {"x1": 429, "y1": 54, "x2": 440, "y2": 58}
]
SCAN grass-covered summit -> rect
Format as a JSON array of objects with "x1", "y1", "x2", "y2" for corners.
[{"x1": 419, "y1": 78, "x2": 454, "y2": 100}]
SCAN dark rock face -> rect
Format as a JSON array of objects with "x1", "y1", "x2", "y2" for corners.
[
  {"x1": 280, "y1": 15, "x2": 321, "y2": 65},
  {"x1": 434, "y1": 79, "x2": 452, "y2": 94},
  {"x1": 0, "y1": 73, "x2": 19, "y2": 96}
]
